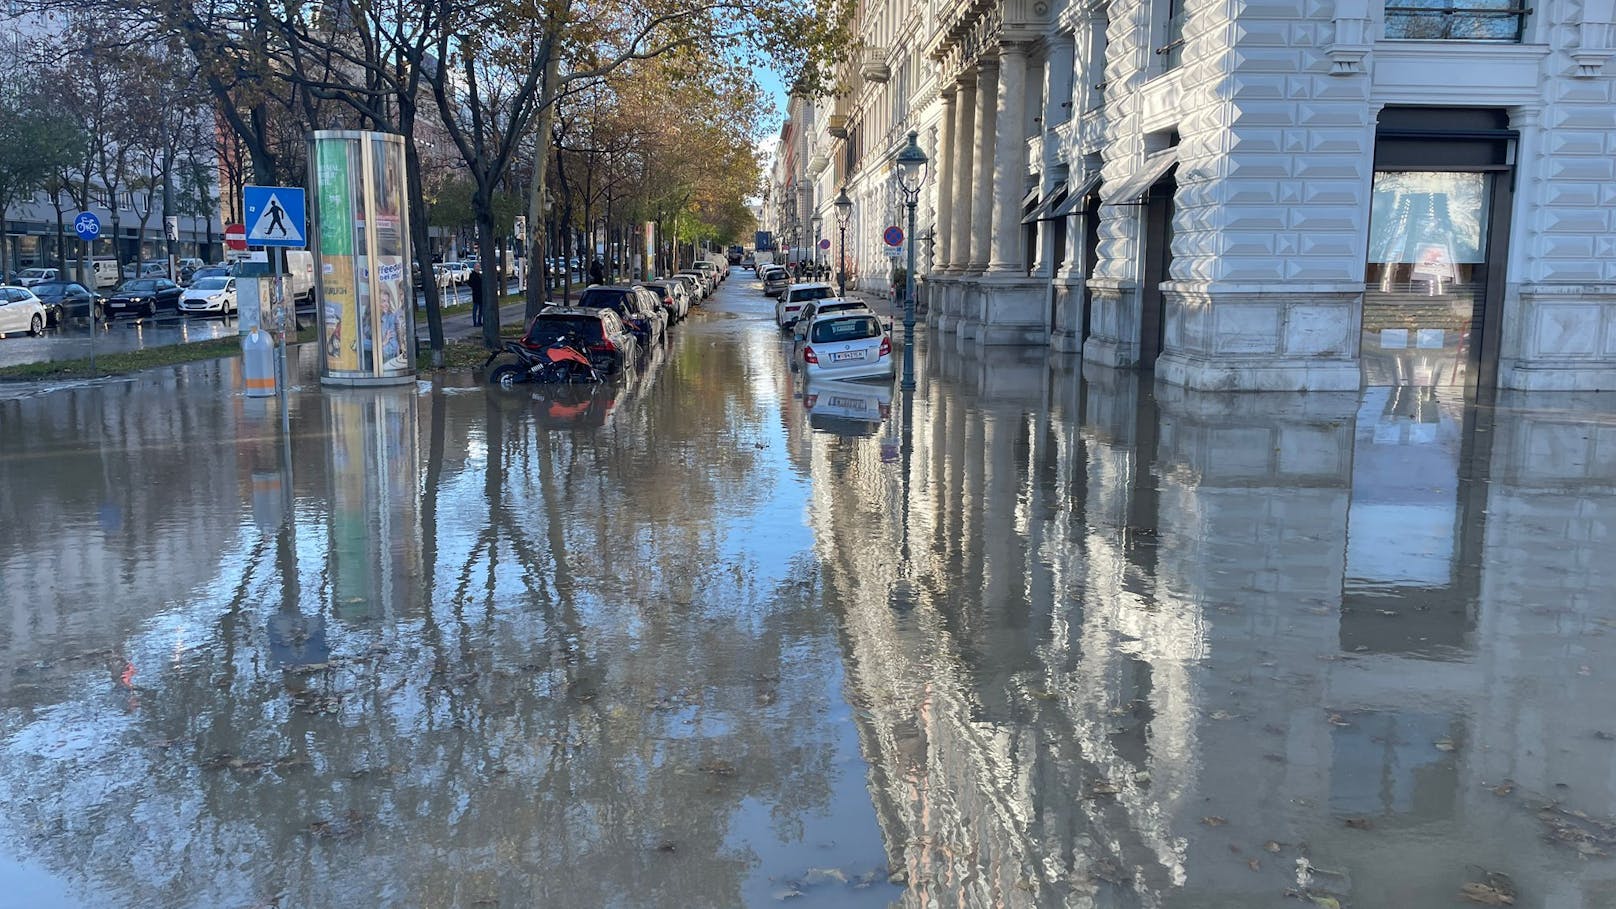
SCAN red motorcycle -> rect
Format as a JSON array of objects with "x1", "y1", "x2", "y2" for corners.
[{"x1": 485, "y1": 333, "x2": 603, "y2": 388}]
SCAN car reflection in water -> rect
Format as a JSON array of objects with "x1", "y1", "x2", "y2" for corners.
[{"x1": 800, "y1": 376, "x2": 892, "y2": 437}]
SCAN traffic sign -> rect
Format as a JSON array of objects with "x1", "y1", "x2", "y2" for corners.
[
  {"x1": 73, "y1": 212, "x2": 100, "y2": 242},
  {"x1": 882, "y1": 225, "x2": 904, "y2": 247},
  {"x1": 819, "y1": 238, "x2": 831, "y2": 250},
  {"x1": 243, "y1": 185, "x2": 307, "y2": 247},
  {"x1": 225, "y1": 223, "x2": 247, "y2": 251}
]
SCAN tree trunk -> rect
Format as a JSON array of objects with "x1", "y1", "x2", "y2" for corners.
[
  {"x1": 474, "y1": 185, "x2": 501, "y2": 349},
  {"x1": 401, "y1": 106, "x2": 445, "y2": 364},
  {"x1": 523, "y1": 43, "x2": 561, "y2": 322}
]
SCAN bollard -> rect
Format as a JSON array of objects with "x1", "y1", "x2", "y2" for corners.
[{"x1": 243, "y1": 326, "x2": 277, "y2": 397}]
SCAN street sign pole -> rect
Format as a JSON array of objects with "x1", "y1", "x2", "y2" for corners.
[{"x1": 74, "y1": 212, "x2": 102, "y2": 372}]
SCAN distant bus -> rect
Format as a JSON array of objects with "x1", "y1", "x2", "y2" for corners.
[{"x1": 726, "y1": 245, "x2": 744, "y2": 265}]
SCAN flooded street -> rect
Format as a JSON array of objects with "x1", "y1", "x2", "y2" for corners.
[{"x1": 3, "y1": 275, "x2": 1616, "y2": 907}]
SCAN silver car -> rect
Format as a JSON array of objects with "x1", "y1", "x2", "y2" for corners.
[{"x1": 761, "y1": 266, "x2": 791, "y2": 298}]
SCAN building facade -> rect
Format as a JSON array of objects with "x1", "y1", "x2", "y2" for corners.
[{"x1": 798, "y1": 0, "x2": 1616, "y2": 392}]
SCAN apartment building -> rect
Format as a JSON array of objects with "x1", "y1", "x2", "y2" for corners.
[{"x1": 790, "y1": 0, "x2": 1616, "y2": 392}]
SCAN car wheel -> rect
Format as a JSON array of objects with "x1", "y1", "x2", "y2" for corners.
[
  {"x1": 29, "y1": 314, "x2": 43, "y2": 336},
  {"x1": 488, "y1": 364, "x2": 526, "y2": 389}
]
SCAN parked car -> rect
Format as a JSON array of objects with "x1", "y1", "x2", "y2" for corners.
[
  {"x1": 190, "y1": 265, "x2": 230, "y2": 284},
  {"x1": 794, "y1": 311, "x2": 894, "y2": 381},
  {"x1": 0, "y1": 286, "x2": 47, "y2": 337},
  {"x1": 761, "y1": 265, "x2": 791, "y2": 298},
  {"x1": 641, "y1": 280, "x2": 689, "y2": 322},
  {"x1": 121, "y1": 261, "x2": 169, "y2": 280},
  {"x1": 671, "y1": 273, "x2": 706, "y2": 302},
  {"x1": 32, "y1": 281, "x2": 104, "y2": 326},
  {"x1": 105, "y1": 277, "x2": 183, "y2": 319},
  {"x1": 694, "y1": 260, "x2": 724, "y2": 286},
  {"x1": 441, "y1": 261, "x2": 472, "y2": 284},
  {"x1": 793, "y1": 298, "x2": 874, "y2": 341},
  {"x1": 178, "y1": 276, "x2": 238, "y2": 316},
  {"x1": 577, "y1": 285, "x2": 666, "y2": 347},
  {"x1": 519, "y1": 307, "x2": 638, "y2": 374},
  {"x1": 776, "y1": 282, "x2": 837, "y2": 329},
  {"x1": 15, "y1": 267, "x2": 60, "y2": 287}
]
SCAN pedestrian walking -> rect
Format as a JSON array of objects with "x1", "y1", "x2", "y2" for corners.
[{"x1": 470, "y1": 267, "x2": 484, "y2": 326}]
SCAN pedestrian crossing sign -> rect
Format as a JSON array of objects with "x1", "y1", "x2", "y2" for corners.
[{"x1": 244, "y1": 185, "x2": 307, "y2": 248}]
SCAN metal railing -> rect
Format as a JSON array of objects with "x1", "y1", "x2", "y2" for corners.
[{"x1": 1384, "y1": 3, "x2": 1530, "y2": 41}]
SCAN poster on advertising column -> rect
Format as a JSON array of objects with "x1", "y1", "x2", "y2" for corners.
[{"x1": 314, "y1": 137, "x2": 360, "y2": 373}]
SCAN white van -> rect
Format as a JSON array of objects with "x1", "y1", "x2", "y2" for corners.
[
  {"x1": 283, "y1": 250, "x2": 315, "y2": 305},
  {"x1": 90, "y1": 258, "x2": 121, "y2": 288}
]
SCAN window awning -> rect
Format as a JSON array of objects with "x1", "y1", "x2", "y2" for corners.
[
  {"x1": 1104, "y1": 149, "x2": 1179, "y2": 205},
  {"x1": 1020, "y1": 185, "x2": 1041, "y2": 208},
  {"x1": 1022, "y1": 187, "x2": 1063, "y2": 224},
  {"x1": 1051, "y1": 170, "x2": 1102, "y2": 218}
]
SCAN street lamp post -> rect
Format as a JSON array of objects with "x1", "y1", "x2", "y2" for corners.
[
  {"x1": 894, "y1": 131, "x2": 928, "y2": 391},
  {"x1": 810, "y1": 213, "x2": 822, "y2": 278},
  {"x1": 833, "y1": 188, "x2": 851, "y2": 298}
]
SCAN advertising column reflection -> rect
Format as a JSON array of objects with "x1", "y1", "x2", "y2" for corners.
[{"x1": 325, "y1": 388, "x2": 421, "y2": 622}]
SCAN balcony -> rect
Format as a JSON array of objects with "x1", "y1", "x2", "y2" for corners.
[
  {"x1": 861, "y1": 47, "x2": 891, "y2": 83},
  {"x1": 827, "y1": 114, "x2": 849, "y2": 138}
]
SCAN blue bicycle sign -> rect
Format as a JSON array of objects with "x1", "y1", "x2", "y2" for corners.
[{"x1": 73, "y1": 212, "x2": 101, "y2": 242}]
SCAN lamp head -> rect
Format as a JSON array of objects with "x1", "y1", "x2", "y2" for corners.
[
  {"x1": 895, "y1": 131, "x2": 928, "y2": 193},
  {"x1": 833, "y1": 188, "x2": 852, "y2": 227}
]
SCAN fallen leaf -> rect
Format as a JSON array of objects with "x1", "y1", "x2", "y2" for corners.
[
  {"x1": 1201, "y1": 816, "x2": 1227, "y2": 827},
  {"x1": 1264, "y1": 840, "x2": 1283, "y2": 853},
  {"x1": 1492, "y1": 781, "x2": 1516, "y2": 797},
  {"x1": 1343, "y1": 817, "x2": 1373, "y2": 830},
  {"x1": 1209, "y1": 710, "x2": 1235, "y2": 720},
  {"x1": 1459, "y1": 882, "x2": 1515, "y2": 905},
  {"x1": 1310, "y1": 896, "x2": 1341, "y2": 909},
  {"x1": 1327, "y1": 714, "x2": 1352, "y2": 727},
  {"x1": 1434, "y1": 739, "x2": 1456, "y2": 752},
  {"x1": 803, "y1": 868, "x2": 848, "y2": 885},
  {"x1": 1247, "y1": 858, "x2": 1261, "y2": 871}
]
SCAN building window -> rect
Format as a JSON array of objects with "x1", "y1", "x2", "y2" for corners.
[
  {"x1": 1383, "y1": 0, "x2": 1528, "y2": 41},
  {"x1": 1155, "y1": 0, "x2": 1186, "y2": 71}
]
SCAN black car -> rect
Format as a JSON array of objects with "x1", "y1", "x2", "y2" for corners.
[
  {"x1": 31, "y1": 281, "x2": 105, "y2": 326},
  {"x1": 105, "y1": 278, "x2": 183, "y2": 319},
  {"x1": 576, "y1": 285, "x2": 666, "y2": 347},
  {"x1": 520, "y1": 306, "x2": 639, "y2": 374}
]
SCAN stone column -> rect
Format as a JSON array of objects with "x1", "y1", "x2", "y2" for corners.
[
  {"x1": 968, "y1": 57, "x2": 999, "y2": 273},
  {"x1": 989, "y1": 42, "x2": 1032, "y2": 274},
  {"x1": 1034, "y1": 34, "x2": 1077, "y2": 278},
  {"x1": 935, "y1": 85, "x2": 958, "y2": 271},
  {"x1": 949, "y1": 72, "x2": 977, "y2": 273}
]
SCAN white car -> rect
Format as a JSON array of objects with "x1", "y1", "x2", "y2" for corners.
[
  {"x1": 800, "y1": 377, "x2": 892, "y2": 436},
  {"x1": 792, "y1": 298, "x2": 874, "y2": 341},
  {"x1": 776, "y1": 282, "x2": 837, "y2": 329},
  {"x1": 15, "y1": 267, "x2": 59, "y2": 287},
  {"x1": 674, "y1": 272, "x2": 708, "y2": 299},
  {"x1": 795, "y1": 311, "x2": 894, "y2": 381},
  {"x1": 178, "y1": 276, "x2": 238, "y2": 315},
  {"x1": 441, "y1": 261, "x2": 472, "y2": 283},
  {"x1": 0, "y1": 286, "x2": 48, "y2": 337}
]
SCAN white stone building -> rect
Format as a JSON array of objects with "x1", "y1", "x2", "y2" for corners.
[{"x1": 802, "y1": 0, "x2": 1616, "y2": 391}]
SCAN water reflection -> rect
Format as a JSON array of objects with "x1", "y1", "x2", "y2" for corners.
[
  {"x1": 3, "y1": 298, "x2": 1616, "y2": 907},
  {"x1": 807, "y1": 351, "x2": 1616, "y2": 908},
  {"x1": 0, "y1": 323, "x2": 897, "y2": 907}
]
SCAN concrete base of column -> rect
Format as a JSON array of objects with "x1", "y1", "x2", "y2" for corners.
[
  {"x1": 1154, "y1": 352, "x2": 1362, "y2": 392},
  {"x1": 930, "y1": 276, "x2": 961, "y2": 332},
  {"x1": 1049, "y1": 277, "x2": 1086, "y2": 353},
  {"x1": 957, "y1": 275, "x2": 1048, "y2": 346}
]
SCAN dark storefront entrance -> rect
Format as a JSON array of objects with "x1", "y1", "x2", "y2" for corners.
[{"x1": 1362, "y1": 108, "x2": 1515, "y2": 391}]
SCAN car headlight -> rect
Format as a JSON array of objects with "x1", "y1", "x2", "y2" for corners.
[{"x1": 207, "y1": 294, "x2": 223, "y2": 303}]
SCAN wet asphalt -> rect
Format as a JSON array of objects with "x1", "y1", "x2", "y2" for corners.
[{"x1": 1, "y1": 273, "x2": 1615, "y2": 907}]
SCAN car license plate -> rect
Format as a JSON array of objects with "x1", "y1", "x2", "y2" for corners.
[{"x1": 830, "y1": 350, "x2": 862, "y2": 362}]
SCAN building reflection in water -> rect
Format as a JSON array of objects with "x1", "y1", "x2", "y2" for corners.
[{"x1": 804, "y1": 340, "x2": 1616, "y2": 908}]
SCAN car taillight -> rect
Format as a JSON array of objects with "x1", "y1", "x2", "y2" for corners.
[
  {"x1": 803, "y1": 394, "x2": 817, "y2": 409},
  {"x1": 663, "y1": 296, "x2": 673, "y2": 306},
  {"x1": 878, "y1": 336, "x2": 891, "y2": 357},
  {"x1": 803, "y1": 346, "x2": 818, "y2": 364},
  {"x1": 590, "y1": 338, "x2": 617, "y2": 353}
]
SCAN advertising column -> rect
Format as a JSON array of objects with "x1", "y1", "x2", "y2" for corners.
[{"x1": 309, "y1": 130, "x2": 416, "y2": 385}]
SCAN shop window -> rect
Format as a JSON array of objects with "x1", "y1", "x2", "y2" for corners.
[{"x1": 1384, "y1": 0, "x2": 1528, "y2": 42}]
